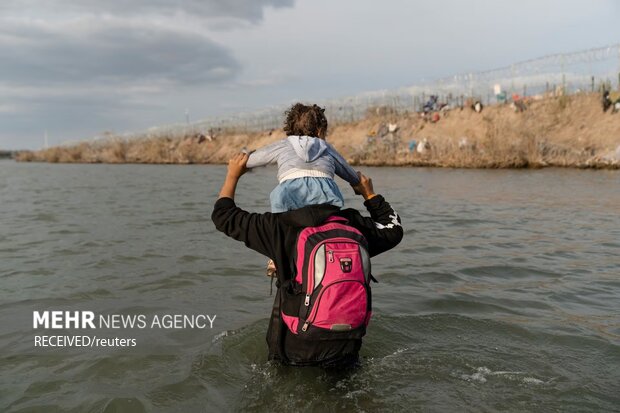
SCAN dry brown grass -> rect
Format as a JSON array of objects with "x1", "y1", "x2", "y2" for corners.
[
  {"x1": 346, "y1": 93, "x2": 619, "y2": 169},
  {"x1": 15, "y1": 93, "x2": 620, "y2": 168}
]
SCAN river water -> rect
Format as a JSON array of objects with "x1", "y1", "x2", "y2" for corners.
[{"x1": 1, "y1": 161, "x2": 619, "y2": 412}]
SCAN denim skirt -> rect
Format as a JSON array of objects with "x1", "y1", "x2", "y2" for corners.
[{"x1": 270, "y1": 177, "x2": 344, "y2": 213}]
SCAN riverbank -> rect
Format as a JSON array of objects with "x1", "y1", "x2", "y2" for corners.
[
  {"x1": 0, "y1": 150, "x2": 19, "y2": 160},
  {"x1": 14, "y1": 93, "x2": 620, "y2": 168}
]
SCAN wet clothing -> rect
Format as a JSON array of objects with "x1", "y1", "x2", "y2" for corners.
[
  {"x1": 246, "y1": 136, "x2": 360, "y2": 213},
  {"x1": 211, "y1": 195, "x2": 403, "y2": 366}
]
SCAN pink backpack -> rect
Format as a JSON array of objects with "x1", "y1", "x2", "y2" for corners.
[{"x1": 281, "y1": 216, "x2": 373, "y2": 338}]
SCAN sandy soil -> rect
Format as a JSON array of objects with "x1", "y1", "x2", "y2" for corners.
[{"x1": 15, "y1": 93, "x2": 620, "y2": 169}]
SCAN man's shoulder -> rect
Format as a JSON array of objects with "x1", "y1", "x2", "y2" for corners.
[
  {"x1": 336, "y1": 208, "x2": 367, "y2": 226},
  {"x1": 278, "y1": 204, "x2": 340, "y2": 228},
  {"x1": 337, "y1": 208, "x2": 363, "y2": 217}
]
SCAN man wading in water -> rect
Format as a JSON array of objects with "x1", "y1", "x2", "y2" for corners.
[{"x1": 212, "y1": 153, "x2": 403, "y2": 367}]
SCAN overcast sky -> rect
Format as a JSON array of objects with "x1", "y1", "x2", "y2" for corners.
[{"x1": 1, "y1": 0, "x2": 619, "y2": 149}]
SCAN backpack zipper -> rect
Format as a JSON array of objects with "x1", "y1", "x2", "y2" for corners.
[
  {"x1": 305, "y1": 237, "x2": 361, "y2": 302},
  {"x1": 301, "y1": 279, "x2": 367, "y2": 332}
]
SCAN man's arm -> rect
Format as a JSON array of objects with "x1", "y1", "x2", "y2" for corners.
[
  {"x1": 218, "y1": 153, "x2": 247, "y2": 199},
  {"x1": 212, "y1": 153, "x2": 279, "y2": 258},
  {"x1": 348, "y1": 172, "x2": 403, "y2": 257}
]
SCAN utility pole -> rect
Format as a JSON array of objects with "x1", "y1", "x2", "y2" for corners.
[{"x1": 44, "y1": 130, "x2": 49, "y2": 149}]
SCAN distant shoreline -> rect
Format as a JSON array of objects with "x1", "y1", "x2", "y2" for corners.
[
  {"x1": 0, "y1": 150, "x2": 19, "y2": 160},
  {"x1": 14, "y1": 93, "x2": 620, "y2": 169}
]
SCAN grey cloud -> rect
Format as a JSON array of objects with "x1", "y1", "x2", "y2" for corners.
[
  {"x1": 0, "y1": 0, "x2": 298, "y2": 149},
  {"x1": 0, "y1": 84, "x2": 169, "y2": 149},
  {"x1": 1, "y1": 0, "x2": 295, "y2": 23},
  {"x1": 1, "y1": 20, "x2": 240, "y2": 86}
]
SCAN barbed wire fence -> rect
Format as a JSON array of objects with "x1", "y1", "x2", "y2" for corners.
[{"x1": 95, "y1": 43, "x2": 620, "y2": 143}]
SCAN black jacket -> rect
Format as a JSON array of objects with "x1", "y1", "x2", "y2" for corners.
[{"x1": 211, "y1": 195, "x2": 403, "y2": 365}]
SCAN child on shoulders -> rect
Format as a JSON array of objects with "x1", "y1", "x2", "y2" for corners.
[{"x1": 247, "y1": 103, "x2": 359, "y2": 213}]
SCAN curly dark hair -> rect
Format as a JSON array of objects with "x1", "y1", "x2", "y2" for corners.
[{"x1": 283, "y1": 103, "x2": 328, "y2": 138}]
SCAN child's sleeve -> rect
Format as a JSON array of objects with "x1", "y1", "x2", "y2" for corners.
[
  {"x1": 326, "y1": 142, "x2": 360, "y2": 185},
  {"x1": 246, "y1": 139, "x2": 286, "y2": 169}
]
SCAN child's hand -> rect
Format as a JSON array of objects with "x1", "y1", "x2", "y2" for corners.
[
  {"x1": 352, "y1": 171, "x2": 377, "y2": 200},
  {"x1": 227, "y1": 153, "x2": 249, "y2": 179}
]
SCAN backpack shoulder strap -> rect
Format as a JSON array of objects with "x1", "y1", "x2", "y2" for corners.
[{"x1": 324, "y1": 215, "x2": 348, "y2": 224}]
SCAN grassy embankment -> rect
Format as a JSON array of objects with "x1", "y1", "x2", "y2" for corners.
[{"x1": 15, "y1": 93, "x2": 620, "y2": 168}]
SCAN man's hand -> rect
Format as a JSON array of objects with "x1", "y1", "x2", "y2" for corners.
[
  {"x1": 227, "y1": 152, "x2": 249, "y2": 179},
  {"x1": 218, "y1": 152, "x2": 249, "y2": 200},
  {"x1": 351, "y1": 171, "x2": 377, "y2": 201}
]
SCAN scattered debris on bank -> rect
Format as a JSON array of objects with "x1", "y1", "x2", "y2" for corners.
[{"x1": 15, "y1": 92, "x2": 620, "y2": 169}]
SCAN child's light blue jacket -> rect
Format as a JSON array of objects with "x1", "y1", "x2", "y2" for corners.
[
  {"x1": 247, "y1": 136, "x2": 360, "y2": 213},
  {"x1": 247, "y1": 136, "x2": 360, "y2": 185}
]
